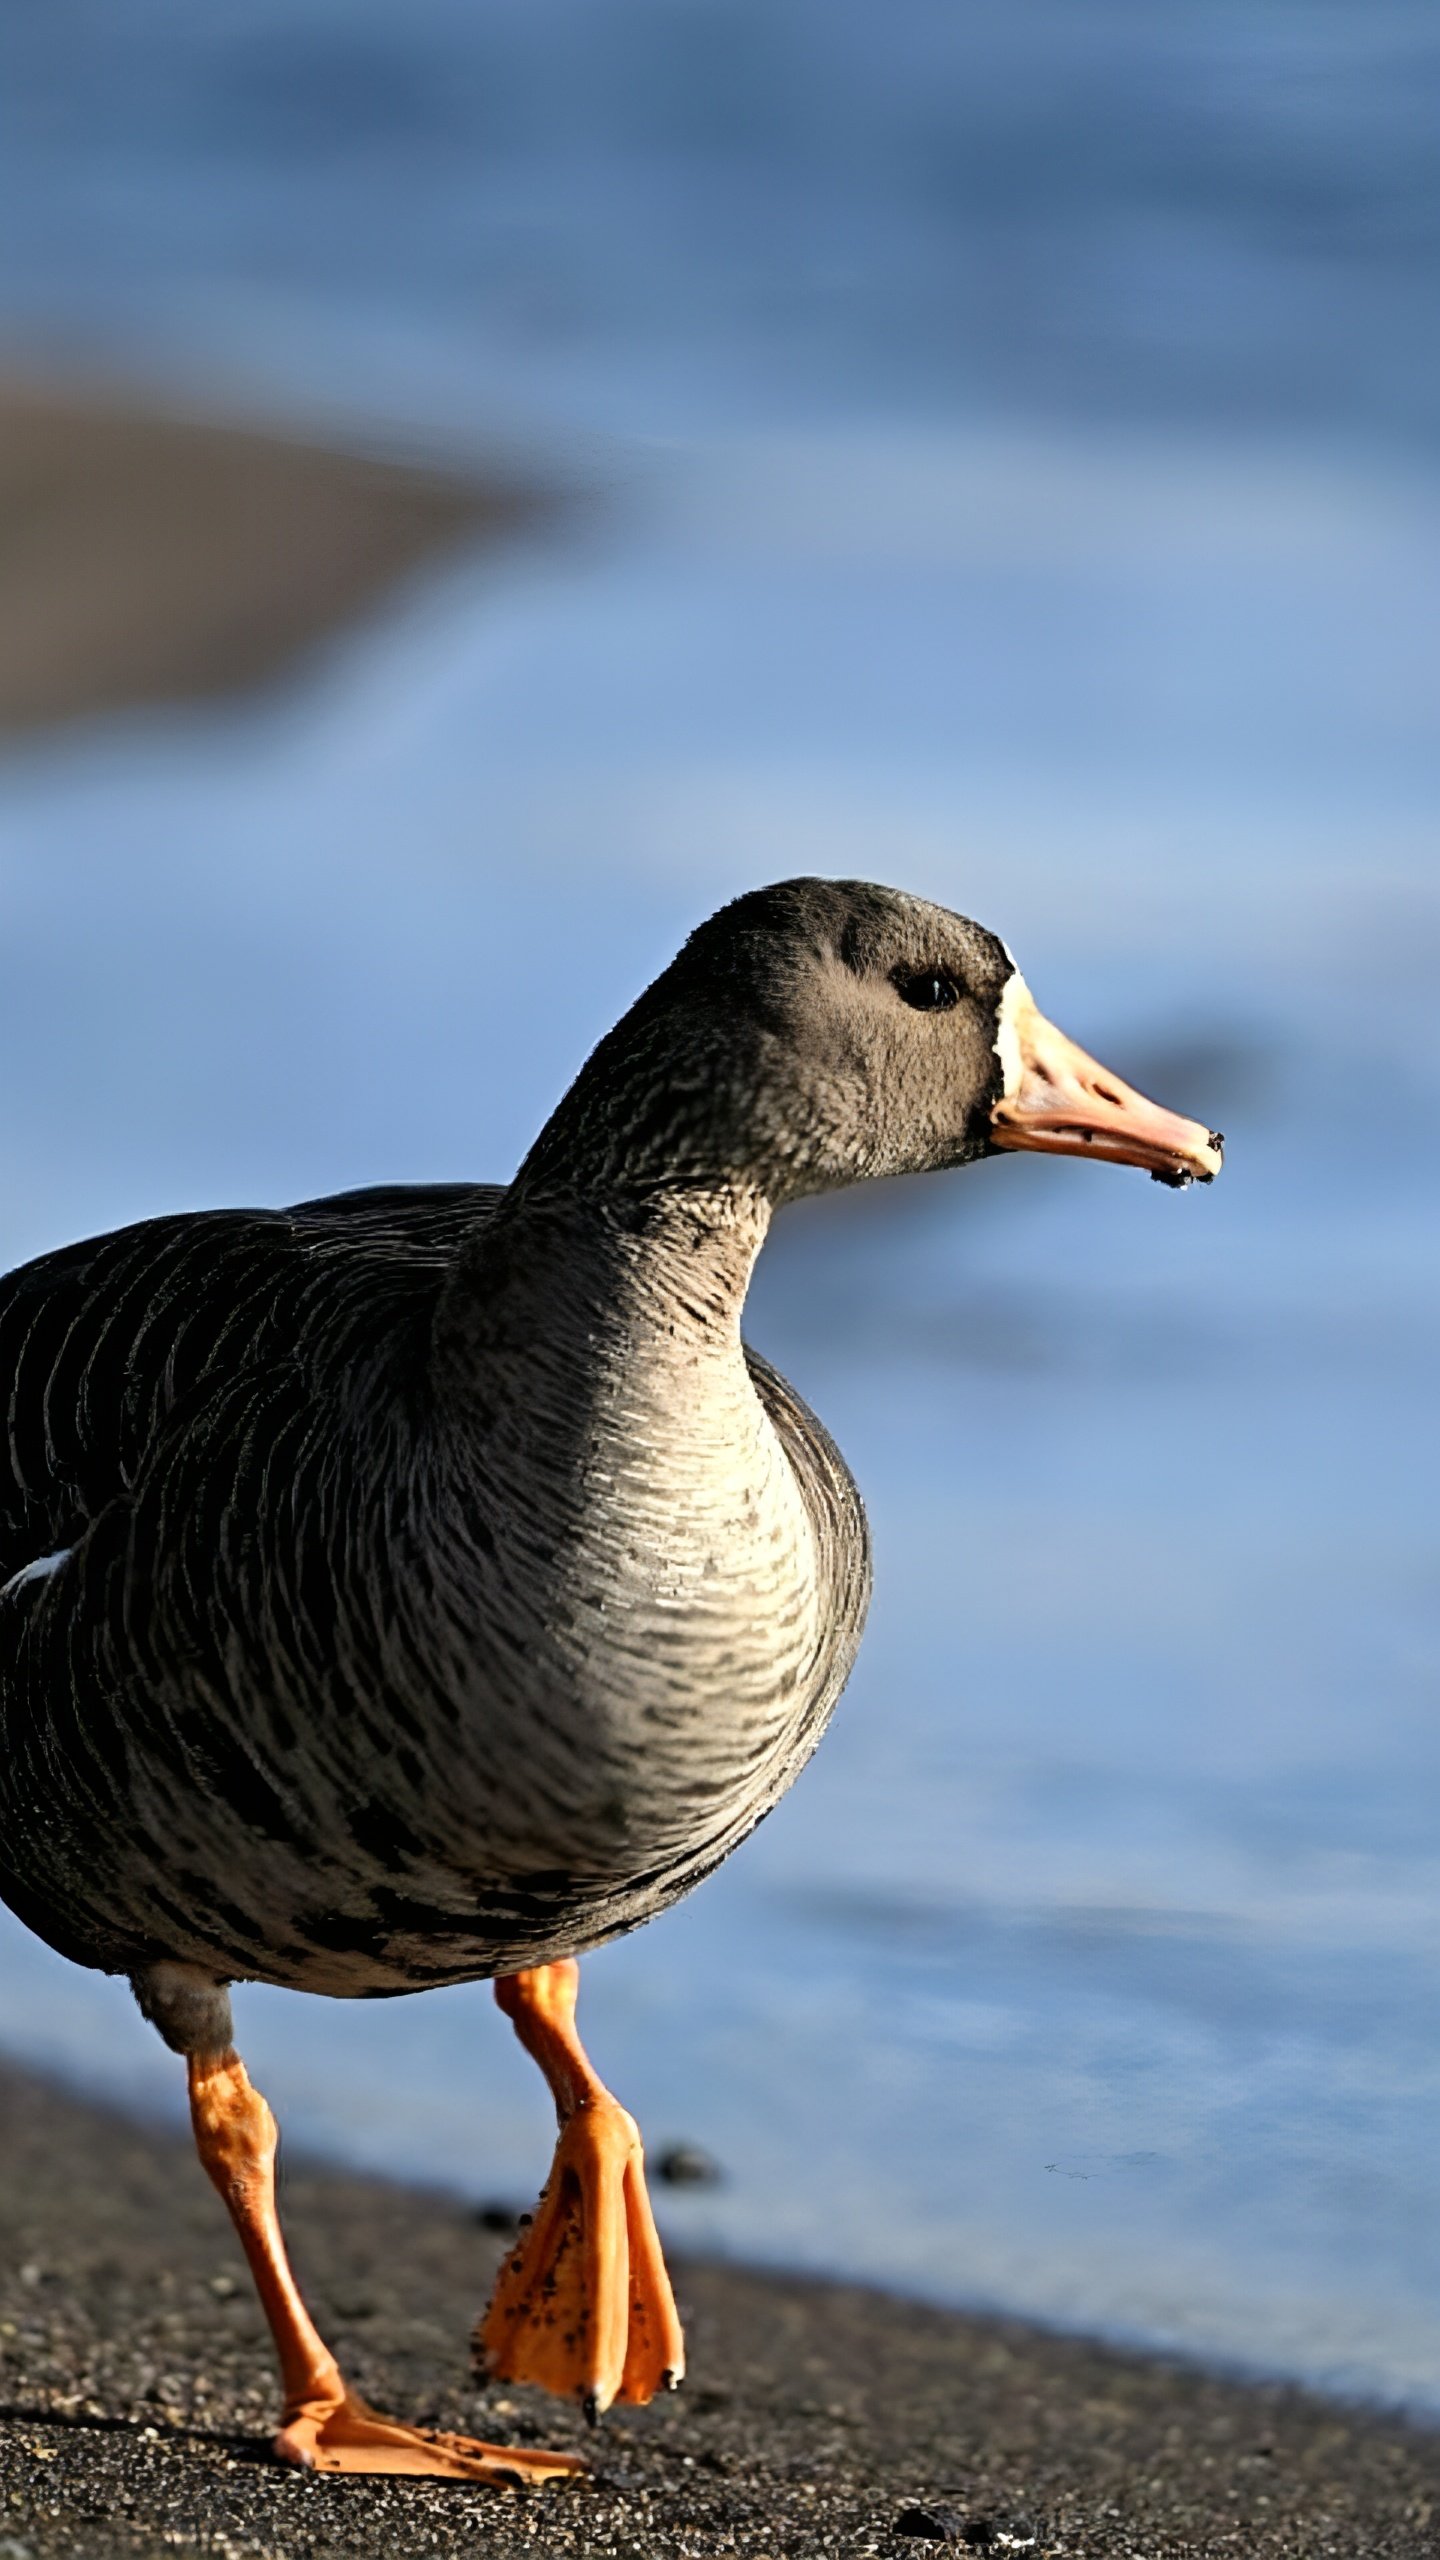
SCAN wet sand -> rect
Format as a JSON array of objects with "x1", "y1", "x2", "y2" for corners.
[
  {"x1": 0, "y1": 376, "x2": 546, "y2": 734},
  {"x1": 0, "y1": 2061, "x2": 1436, "y2": 2559}
]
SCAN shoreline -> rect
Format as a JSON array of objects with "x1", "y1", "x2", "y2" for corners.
[
  {"x1": 0, "y1": 2059, "x2": 1436, "y2": 2558},
  {"x1": 0, "y1": 371, "x2": 552, "y2": 737}
]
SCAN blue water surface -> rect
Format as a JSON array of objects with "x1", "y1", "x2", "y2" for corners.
[{"x1": 0, "y1": 0, "x2": 1437, "y2": 2414}]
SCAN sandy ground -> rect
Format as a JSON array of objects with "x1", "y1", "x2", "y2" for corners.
[
  {"x1": 0, "y1": 377, "x2": 546, "y2": 733},
  {"x1": 0, "y1": 2061, "x2": 1436, "y2": 2560}
]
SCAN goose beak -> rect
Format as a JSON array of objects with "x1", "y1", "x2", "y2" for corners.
[{"x1": 989, "y1": 981, "x2": 1224, "y2": 1188}]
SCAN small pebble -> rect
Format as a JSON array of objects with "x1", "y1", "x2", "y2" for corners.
[
  {"x1": 473, "y1": 2201, "x2": 522, "y2": 2235},
  {"x1": 654, "y1": 2142, "x2": 722, "y2": 2188}
]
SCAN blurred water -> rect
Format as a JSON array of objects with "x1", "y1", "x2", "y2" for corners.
[{"x1": 0, "y1": 0, "x2": 1438, "y2": 2415}]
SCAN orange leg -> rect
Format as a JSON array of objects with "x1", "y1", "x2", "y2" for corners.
[
  {"x1": 188, "y1": 2046, "x2": 583, "y2": 2485},
  {"x1": 476, "y1": 1959, "x2": 685, "y2": 2416}
]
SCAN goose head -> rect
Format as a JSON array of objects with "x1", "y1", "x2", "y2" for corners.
[{"x1": 519, "y1": 878, "x2": 1223, "y2": 1207}]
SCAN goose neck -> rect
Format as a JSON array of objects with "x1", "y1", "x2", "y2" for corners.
[{"x1": 439, "y1": 1181, "x2": 773, "y2": 1383}]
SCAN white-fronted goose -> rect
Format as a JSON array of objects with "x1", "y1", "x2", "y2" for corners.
[{"x1": 0, "y1": 878, "x2": 1221, "y2": 2485}]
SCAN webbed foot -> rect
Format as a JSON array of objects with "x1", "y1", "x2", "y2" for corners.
[
  {"x1": 276, "y1": 2381, "x2": 585, "y2": 2483},
  {"x1": 477, "y1": 2091, "x2": 685, "y2": 2413}
]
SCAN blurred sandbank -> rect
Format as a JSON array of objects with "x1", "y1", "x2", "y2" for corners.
[{"x1": 0, "y1": 372, "x2": 551, "y2": 736}]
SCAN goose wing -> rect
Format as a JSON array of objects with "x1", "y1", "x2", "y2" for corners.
[{"x1": 0, "y1": 1184, "x2": 502, "y2": 1592}]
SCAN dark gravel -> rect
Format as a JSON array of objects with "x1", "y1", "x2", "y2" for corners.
[{"x1": 0, "y1": 2061, "x2": 1436, "y2": 2559}]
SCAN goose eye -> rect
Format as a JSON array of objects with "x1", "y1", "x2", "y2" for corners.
[{"x1": 893, "y1": 967, "x2": 960, "y2": 1013}]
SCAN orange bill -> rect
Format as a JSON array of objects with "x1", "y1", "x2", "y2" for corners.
[{"x1": 990, "y1": 977, "x2": 1224, "y2": 1189}]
